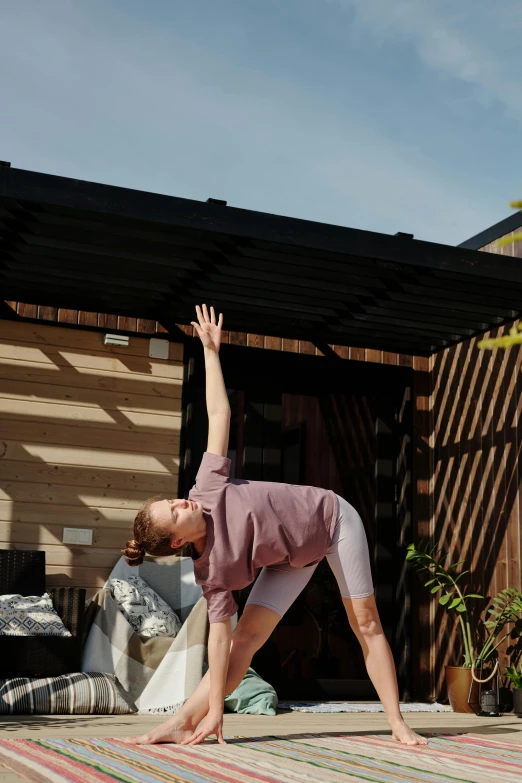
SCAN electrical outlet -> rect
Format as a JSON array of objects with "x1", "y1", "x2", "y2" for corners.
[
  {"x1": 63, "y1": 528, "x2": 78, "y2": 544},
  {"x1": 63, "y1": 528, "x2": 93, "y2": 545}
]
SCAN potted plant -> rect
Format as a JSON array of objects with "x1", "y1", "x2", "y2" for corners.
[
  {"x1": 406, "y1": 542, "x2": 522, "y2": 713},
  {"x1": 505, "y1": 662, "x2": 522, "y2": 717}
]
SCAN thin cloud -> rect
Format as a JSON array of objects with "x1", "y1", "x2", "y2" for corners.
[{"x1": 330, "y1": 0, "x2": 522, "y2": 122}]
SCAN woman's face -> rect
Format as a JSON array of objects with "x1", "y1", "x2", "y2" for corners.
[{"x1": 150, "y1": 498, "x2": 205, "y2": 548}]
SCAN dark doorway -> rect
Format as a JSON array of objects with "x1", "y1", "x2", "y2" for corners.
[{"x1": 179, "y1": 342, "x2": 413, "y2": 700}]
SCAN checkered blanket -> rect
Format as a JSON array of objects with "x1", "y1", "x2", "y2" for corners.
[{"x1": 82, "y1": 556, "x2": 211, "y2": 714}]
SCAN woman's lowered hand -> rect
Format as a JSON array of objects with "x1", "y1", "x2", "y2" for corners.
[{"x1": 180, "y1": 707, "x2": 226, "y2": 745}]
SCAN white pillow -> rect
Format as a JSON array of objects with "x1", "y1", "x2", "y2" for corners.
[
  {"x1": 106, "y1": 576, "x2": 182, "y2": 639},
  {"x1": 0, "y1": 593, "x2": 72, "y2": 637}
]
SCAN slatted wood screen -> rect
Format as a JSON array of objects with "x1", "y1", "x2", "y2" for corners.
[
  {"x1": 419, "y1": 229, "x2": 522, "y2": 700},
  {"x1": 0, "y1": 320, "x2": 183, "y2": 596}
]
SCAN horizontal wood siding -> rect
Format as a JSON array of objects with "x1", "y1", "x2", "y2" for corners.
[
  {"x1": 423, "y1": 231, "x2": 522, "y2": 700},
  {"x1": 0, "y1": 320, "x2": 183, "y2": 596}
]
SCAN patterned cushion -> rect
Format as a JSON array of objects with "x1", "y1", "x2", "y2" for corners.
[
  {"x1": 0, "y1": 672, "x2": 136, "y2": 714},
  {"x1": 106, "y1": 576, "x2": 182, "y2": 639},
  {"x1": 0, "y1": 593, "x2": 72, "y2": 636}
]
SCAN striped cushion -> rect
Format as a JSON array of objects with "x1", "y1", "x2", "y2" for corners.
[{"x1": 0, "y1": 672, "x2": 136, "y2": 714}]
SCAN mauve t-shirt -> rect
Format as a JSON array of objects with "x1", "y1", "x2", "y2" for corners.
[{"x1": 188, "y1": 451, "x2": 338, "y2": 623}]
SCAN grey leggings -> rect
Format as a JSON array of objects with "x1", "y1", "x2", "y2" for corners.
[{"x1": 245, "y1": 495, "x2": 374, "y2": 617}]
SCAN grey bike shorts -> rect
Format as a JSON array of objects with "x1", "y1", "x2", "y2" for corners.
[{"x1": 245, "y1": 494, "x2": 374, "y2": 617}]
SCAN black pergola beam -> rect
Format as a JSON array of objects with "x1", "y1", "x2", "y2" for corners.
[
  {"x1": 2, "y1": 166, "x2": 522, "y2": 284},
  {"x1": 1, "y1": 165, "x2": 521, "y2": 356}
]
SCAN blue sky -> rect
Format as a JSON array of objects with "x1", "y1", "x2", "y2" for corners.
[{"x1": 1, "y1": 0, "x2": 521, "y2": 244}]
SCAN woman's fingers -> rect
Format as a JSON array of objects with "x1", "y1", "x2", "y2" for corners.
[
  {"x1": 187, "y1": 732, "x2": 205, "y2": 745},
  {"x1": 181, "y1": 726, "x2": 223, "y2": 745},
  {"x1": 195, "y1": 305, "x2": 205, "y2": 328},
  {"x1": 195, "y1": 305, "x2": 222, "y2": 343},
  {"x1": 195, "y1": 304, "x2": 221, "y2": 326}
]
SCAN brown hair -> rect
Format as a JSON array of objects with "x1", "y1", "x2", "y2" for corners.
[{"x1": 121, "y1": 495, "x2": 189, "y2": 566}]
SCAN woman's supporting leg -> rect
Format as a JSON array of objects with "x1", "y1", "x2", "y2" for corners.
[
  {"x1": 343, "y1": 594, "x2": 428, "y2": 745},
  {"x1": 327, "y1": 496, "x2": 427, "y2": 746},
  {"x1": 124, "y1": 604, "x2": 281, "y2": 744}
]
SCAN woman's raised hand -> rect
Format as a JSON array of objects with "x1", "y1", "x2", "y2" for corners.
[{"x1": 191, "y1": 304, "x2": 223, "y2": 352}]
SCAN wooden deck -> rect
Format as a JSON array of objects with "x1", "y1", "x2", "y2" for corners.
[{"x1": 0, "y1": 710, "x2": 521, "y2": 782}]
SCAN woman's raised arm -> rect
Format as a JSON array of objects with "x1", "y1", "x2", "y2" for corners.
[{"x1": 191, "y1": 304, "x2": 231, "y2": 458}]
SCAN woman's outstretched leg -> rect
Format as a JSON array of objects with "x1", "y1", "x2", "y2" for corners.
[
  {"x1": 326, "y1": 497, "x2": 427, "y2": 746},
  {"x1": 343, "y1": 594, "x2": 428, "y2": 746},
  {"x1": 124, "y1": 605, "x2": 280, "y2": 744}
]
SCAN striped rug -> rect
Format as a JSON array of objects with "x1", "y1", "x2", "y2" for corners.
[{"x1": 0, "y1": 733, "x2": 521, "y2": 783}]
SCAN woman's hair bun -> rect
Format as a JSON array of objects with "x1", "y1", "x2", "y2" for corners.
[{"x1": 121, "y1": 539, "x2": 145, "y2": 566}]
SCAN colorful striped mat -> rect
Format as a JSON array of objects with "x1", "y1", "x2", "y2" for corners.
[{"x1": 0, "y1": 733, "x2": 521, "y2": 783}]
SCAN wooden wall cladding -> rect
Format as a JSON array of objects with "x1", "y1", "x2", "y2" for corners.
[
  {"x1": 0, "y1": 319, "x2": 183, "y2": 597},
  {"x1": 420, "y1": 230, "x2": 522, "y2": 701}
]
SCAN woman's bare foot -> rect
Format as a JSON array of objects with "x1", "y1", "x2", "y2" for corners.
[
  {"x1": 122, "y1": 718, "x2": 195, "y2": 745},
  {"x1": 389, "y1": 719, "x2": 429, "y2": 746}
]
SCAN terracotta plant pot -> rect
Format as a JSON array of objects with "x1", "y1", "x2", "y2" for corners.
[
  {"x1": 513, "y1": 689, "x2": 522, "y2": 717},
  {"x1": 445, "y1": 665, "x2": 479, "y2": 713}
]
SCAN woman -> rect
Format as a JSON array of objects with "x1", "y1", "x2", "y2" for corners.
[{"x1": 124, "y1": 304, "x2": 427, "y2": 747}]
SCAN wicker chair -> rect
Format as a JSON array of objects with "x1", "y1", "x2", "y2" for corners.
[{"x1": 0, "y1": 549, "x2": 86, "y2": 677}]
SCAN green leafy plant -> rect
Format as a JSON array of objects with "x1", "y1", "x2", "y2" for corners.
[
  {"x1": 478, "y1": 322, "x2": 522, "y2": 351},
  {"x1": 406, "y1": 542, "x2": 522, "y2": 668},
  {"x1": 478, "y1": 588, "x2": 522, "y2": 666},
  {"x1": 406, "y1": 542, "x2": 481, "y2": 667},
  {"x1": 504, "y1": 662, "x2": 522, "y2": 689}
]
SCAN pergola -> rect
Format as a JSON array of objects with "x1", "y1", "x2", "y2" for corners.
[{"x1": 1, "y1": 165, "x2": 520, "y2": 355}]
